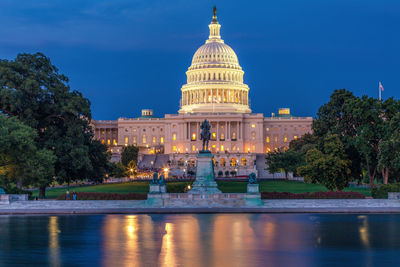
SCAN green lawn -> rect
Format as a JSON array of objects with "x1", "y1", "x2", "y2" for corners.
[
  {"x1": 32, "y1": 181, "x2": 150, "y2": 199},
  {"x1": 34, "y1": 180, "x2": 371, "y2": 199}
]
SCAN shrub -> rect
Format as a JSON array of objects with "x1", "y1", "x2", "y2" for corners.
[
  {"x1": 261, "y1": 191, "x2": 365, "y2": 199},
  {"x1": 371, "y1": 183, "x2": 400, "y2": 199},
  {"x1": 166, "y1": 182, "x2": 193, "y2": 193},
  {"x1": 56, "y1": 192, "x2": 147, "y2": 200}
]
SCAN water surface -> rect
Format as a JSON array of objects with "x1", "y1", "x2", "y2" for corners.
[{"x1": 0, "y1": 214, "x2": 399, "y2": 266}]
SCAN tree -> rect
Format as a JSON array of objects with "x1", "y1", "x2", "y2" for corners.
[
  {"x1": 350, "y1": 96, "x2": 385, "y2": 186},
  {"x1": 266, "y1": 149, "x2": 303, "y2": 179},
  {"x1": 298, "y1": 134, "x2": 352, "y2": 191},
  {"x1": 289, "y1": 133, "x2": 318, "y2": 155},
  {"x1": 0, "y1": 53, "x2": 108, "y2": 194},
  {"x1": 312, "y1": 89, "x2": 362, "y2": 181},
  {"x1": 378, "y1": 111, "x2": 400, "y2": 184},
  {"x1": 86, "y1": 140, "x2": 113, "y2": 183},
  {"x1": 112, "y1": 162, "x2": 127, "y2": 178},
  {"x1": 121, "y1": 145, "x2": 139, "y2": 167},
  {"x1": 0, "y1": 115, "x2": 55, "y2": 197}
]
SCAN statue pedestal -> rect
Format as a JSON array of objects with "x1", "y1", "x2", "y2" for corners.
[
  {"x1": 247, "y1": 184, "x2": 259, "y2": 193},
  {"x1": 189, "y1": 151, "x2": 221, "y2": 193},
  {"x1": 149, "y1": 184, "x2": 160, "y2": 194},
  {"x1": 160, "y1": 184, "x2": 167, "y2": 193}
]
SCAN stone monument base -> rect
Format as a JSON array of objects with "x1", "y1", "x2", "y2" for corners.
[
  {"x1": 189, "y1": 151, "x2": 221, "y2": 193},
  {"x1": 247, "y1": 184, "x2": 259, "y2": 193},
  {"x1": 146, "y1": 193, "x2": 262, "y2": 207},
  {"x1": 0, "y1": 194, "x2": 28, "y2": 204}
]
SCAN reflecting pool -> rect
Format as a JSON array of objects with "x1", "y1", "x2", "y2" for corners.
[{"x1": 0, "y1": 214, "x2": 399, "y2": 266}]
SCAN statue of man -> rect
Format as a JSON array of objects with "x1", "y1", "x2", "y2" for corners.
[
  {"x1": 151, "y1": 172, "x2": 159, "y2": 185},
  {"x1": 200, "y1": 119, "x2": 211, "y2": 151}
]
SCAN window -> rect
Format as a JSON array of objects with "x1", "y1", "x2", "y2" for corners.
[
  {"x1": 251, "y1": 124, "x2": 255, "y2": 128},
  {"x1": 274, "y1": 127, "x2": 278, "y2": 131},
  {"x1": 220, "y1": 158, "x2": 226, "y2": 167},
  {"x1": 107, "y1": 139, "x2": 110, "y2": 145},
  {"x1": 133, "y1": 128, "x2": 137, "y2": 132},
  {"x1": 192, "y1": 145, "x2": 196, "y2": 151},
  {"x1": 230, "y1": 158, "x2": 236, "y2": 167},
  {"x1": 212, "y1": 132, "x2": 216, "y2": 140},
  {"x1": 232, "y1": 132, "x2": 236, "y2": 140},
  {"x1": 172, "y1": 133, "x2": 177, "y2": 141},
  {"x1": 101, "y1": 130, "x2": 105, "y2": 135},
  {"x1": 220, "y1": 145, "x2": 224, "y2": 152},
  {"x1": 251, "y1": 132, "x2": 256, "y2": 140},
  {"x1": 172, "y1": 146, "x2": 177, "y2": 152},
  {"x1": 160, "y1": 137, "x2": 164, "y2": 144},
  {"x1": 142, "y1": 134, "x2": 147, "y2": 144},
  {"x1": 274, "y1": 136, "x2": 278, "y2": 142},
  {"x1": 232, "y1": 145, "x2": 236, "y2": 151},
  {"x1": 152, "y1": 136, "x2": 156, "y2": 143},
  {"x1": 192, "y1": 133, "x2": 196, "y2": 141},
  {"x1": 241, "y1": 158, "x2": 247, "y2": 166},
  {"x1": 284, "y1": 136, "x2": 288, "y2": 143},
  {"x1": 302, "y1": 127, "x2": 306, "y2": 131},
  {"x1": 173, "y1": 124, "x2": 177, "y2": 129},
  {"x1": 101, "y1": 139, "x2": 105, "y2": 144},
  {"x1": 266, "y1": 136, "x2": 270, "y2": 143},
  {"x1": 125, "y1": 137, "x2": 128, "y2": 145},
  {"x1": 266, "y1": 127, "x2": 270, "y2": 131},
  {"x1": 294, "y1": 135, "x2": 298, "y2": 140},
  {"x1": 252, "y1": 145, "x2": 255, "y2": 151},
  {"x1": 220, "y1": 133, "x2": 224, "y2": 140},
  {"x1": 266, "y1": 148, "x2": 271, "y2": 153}
]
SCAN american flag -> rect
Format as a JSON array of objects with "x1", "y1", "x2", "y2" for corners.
[{"x1": 379, "y1": 82, "x2": 384, "y2": 91}]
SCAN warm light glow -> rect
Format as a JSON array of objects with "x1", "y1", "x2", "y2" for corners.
[
  {"x1": 294, "y1": 135, "x2": 298, "y2": 140},
  {"x1": 266, "y1": 136, "x2": 270, "y2": 143},
  {"x1": 284, "y1": 137, "x2": 288, "y2": 142},
  {"x1": 279, "y1": 108, "x2": 290, "y2": 115},
  {"x1": 173, "y1": 146, "x2": 177, "y2": 152},
  {"x1": 251, "y1": 124, "x2": 255, "y2": 128},
  {"x1": 164, "y1": 168, "x2": 169, "y2": 172},
  {"x1": 161, "y1": 137, "x2": 164, "y2": 144},
  {"x1": 172, "y1": 133, "x2": 177, "y2": 141},
  {"x1": 192, "y1": 133, "x2": 196, "y2": 140}
]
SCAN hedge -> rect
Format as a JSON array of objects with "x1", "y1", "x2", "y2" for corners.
[
  {"x1": 166, "y1": 182, "x2": 193, "y2": 193},
  {"x1": 261, "y1": 191, "x2": 366, "y2": 199},
  {"x1": 56, "y1": 192, "x2": 147, "y2": 200},
  {"x1": 371, "y1": 183, "x2": 400, "y2": 199}
]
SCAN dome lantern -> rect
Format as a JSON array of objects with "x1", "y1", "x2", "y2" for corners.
[{"x1": 207, "y1": 6, "x2": 223, "y2": 44}]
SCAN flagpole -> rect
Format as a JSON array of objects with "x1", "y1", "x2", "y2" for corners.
[{"x1": 379, "y1": 82, "x2": 381, "y2": 101}]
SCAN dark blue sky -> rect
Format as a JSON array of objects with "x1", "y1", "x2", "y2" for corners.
[{"x1": 1, "y1": 0, "x2": 398, "y2": 120}]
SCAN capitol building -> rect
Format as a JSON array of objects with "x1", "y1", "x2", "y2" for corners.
[{"x1": 92, "y1": 9, "x2": 312, "y2": 177}]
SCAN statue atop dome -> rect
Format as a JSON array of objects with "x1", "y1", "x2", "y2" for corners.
[{"x1": 211, "y1": 6, "x2": 218, "y2": 24}]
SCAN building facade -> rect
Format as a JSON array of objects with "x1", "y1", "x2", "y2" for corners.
[{"x1": 92, "y1": 9, "x2": 313, "y2": 177}]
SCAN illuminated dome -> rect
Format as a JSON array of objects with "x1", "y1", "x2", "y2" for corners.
[{"x1": 179, "y1": 7, "x2": 251, "y2": 114}]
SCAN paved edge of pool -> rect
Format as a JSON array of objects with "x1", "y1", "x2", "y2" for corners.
[{"x1": 1, "y1": 207, "x2": 400, "y2": 214}]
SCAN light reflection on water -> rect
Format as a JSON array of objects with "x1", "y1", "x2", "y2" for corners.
[{"x1": 0, "y1": 214, "x2": 399, "y2": 266}]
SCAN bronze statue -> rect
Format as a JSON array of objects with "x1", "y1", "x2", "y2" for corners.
[
  {"x1": 213, "y1": 6, "x2": 217, "y2": 17},
  {"x1": 158, "y1": 175, "x2": 165, "y2": 185},
  {"x1": 248, "y1": 172, "x2": 258, "y2": 184},
  {"x1": 200, "y1": 119, "x2": 211, "y2": 151},
  {"x1": 151, "y1": 172, "x2": 158, "y2": 185}
]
